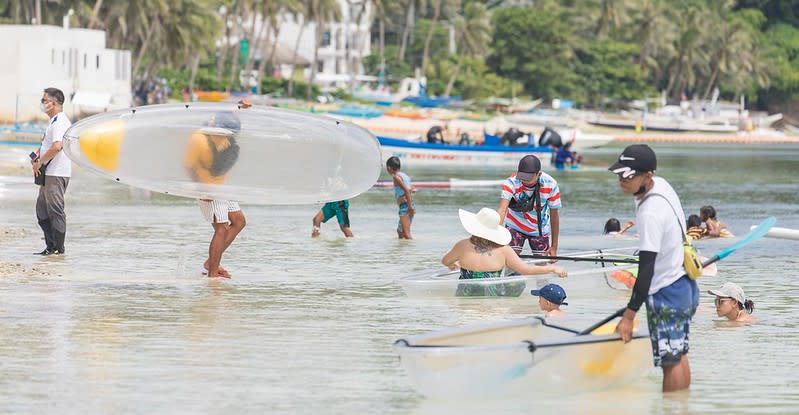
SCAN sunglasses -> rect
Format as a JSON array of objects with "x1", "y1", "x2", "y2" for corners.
[{"x1": 714, "y1": 297, "x2": 733, "y2": 306}]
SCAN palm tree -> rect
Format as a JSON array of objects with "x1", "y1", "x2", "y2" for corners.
[
  {"x1": 596, "y1": 0, "x2": 628, "y2": 36},
  {"x1": 397, "y1": 0, "x2": 426, "y2": 64},
  {"x1": 625, "y1": 0, "x2": 676, "y2": 89},
  {"x1": 306, "y1": 0, "x2": 341, "y2": 100},
  {"x1": 699, "y1": 3, "x2": 768, "y2": 99},
  {"x1": 443, "y1": 1, "x2": 490, "y2": 97},
  {"x1": 420, "y1": 0, "x2": 442, "y2": 74}
]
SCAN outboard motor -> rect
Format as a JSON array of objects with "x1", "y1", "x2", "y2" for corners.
[
  {"x1": 502, "y1": 127, "x2": 525, "y2": 146},
  {"x1": 538, "y1": 127, "x2": 563, "y2": 148}
]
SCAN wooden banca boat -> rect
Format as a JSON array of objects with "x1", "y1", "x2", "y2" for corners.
[
  {"x1": 393, "y1": 315, "x2": 650, "y2": 399},
  {"x1": 377, "y1": 136, "x2": 552, "y2": 167}
]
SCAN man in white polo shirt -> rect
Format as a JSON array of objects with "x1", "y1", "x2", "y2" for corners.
[
  {"x1": 609, "y1": 144, "x2": 699, "y2": 392},
  {"x1": 32, "y1": 87, "x2": 72, "y2": 255}
]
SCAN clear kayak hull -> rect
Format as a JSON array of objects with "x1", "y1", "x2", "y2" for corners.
[{"x1": 394, "y1": 317, "x2": 651, "y2": 399}]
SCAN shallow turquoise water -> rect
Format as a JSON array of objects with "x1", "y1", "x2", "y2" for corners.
[{"x1": 0, "y1": 142, "x2": 797, "y2": 414}]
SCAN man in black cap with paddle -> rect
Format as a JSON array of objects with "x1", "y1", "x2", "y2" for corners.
[{"x1": 609, "y1": 144, "x2": 699, "y2": 393}]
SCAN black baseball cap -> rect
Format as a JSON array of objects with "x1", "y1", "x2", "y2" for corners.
[
  {"x1": 608, "y1": 144, "x2": 656, "y2": 179},
  {"x1": 516, "y1": 155, "x2": 541, "y2": 181}
]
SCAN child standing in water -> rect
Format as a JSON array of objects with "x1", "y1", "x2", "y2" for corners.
[
  {"x1": 700, "y1": 205, "x2": 734, "y2": 237},
  {"x1": 386, "y1": 156, "x2": 415, "y2": 239}
]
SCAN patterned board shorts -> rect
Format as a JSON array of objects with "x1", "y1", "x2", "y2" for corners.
[
  {"x1": 508, "y1": 228, "x2": 550, "y2": 253},
  {"x1": 199, "y1": 199, "x2": 241, "y2": 224},
  {"x1": 397, "y1": 202, "x2": 415, "y2": 233},
  {"x1": 646, "y1": 276, "x2": 700, "y2": 367}
]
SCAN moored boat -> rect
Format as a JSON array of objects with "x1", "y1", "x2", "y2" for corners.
[
  {"x1": 373, "y1": 178, "x2": 504, "y2": 189},
  {"x1": 377, "y1": 136, "x2": 551, "y2": 167},
  {"x1": 393, "y1": 316, "x2": 650, "y2": 399}
]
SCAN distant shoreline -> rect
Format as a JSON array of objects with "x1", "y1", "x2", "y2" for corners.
[{"x1": 4, "y1": 125, "x2": 798, "y2": 147}]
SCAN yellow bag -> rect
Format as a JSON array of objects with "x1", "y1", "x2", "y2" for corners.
[
  {"x1": 639, "y1": 193, "x2": 704, "y2": 280},
  {"x1": 683, "y1": 237, "x2": 704, "y2": 280}
]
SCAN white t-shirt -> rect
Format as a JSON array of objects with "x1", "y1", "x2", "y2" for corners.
[
  {"x1": 634, "y1": 176, "x2": 686, "y2": 295},
  {"x1": 41, "y1": 112, "x2": 72, "y2": 177}
]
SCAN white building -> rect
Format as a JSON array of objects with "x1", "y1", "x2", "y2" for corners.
[
  {"x1": 236, "y1": 0, "x2": 375, "y2": 90},
  {"x1": 0, "y1": 24, "x2": 131, "y2": 124}
]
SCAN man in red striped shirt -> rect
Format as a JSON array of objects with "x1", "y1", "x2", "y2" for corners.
[{"x1": 497, "y1": 155, "x2": 561, "y2": 256}]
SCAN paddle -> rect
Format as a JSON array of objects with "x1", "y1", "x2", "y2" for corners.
[
  {"x1": 521, "y1": 254, "x2": 639, "y2": 264},
  {"x1": 701, "y1": 216, "x2": 776, "y2": 266},
  {"x1": 503, "y1": 218, "x2": 776, "y2": 381}
]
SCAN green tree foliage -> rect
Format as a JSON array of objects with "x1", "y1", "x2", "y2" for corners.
[
  {"x1": 574, "y1": 40, "x2": 650, "y2": 106},
  {"x1": 735, "y1": 0, "x2": 798, "y2": 27},
  {"x1": 759, "y1": 23, "x2": 799, "y2": 103},
  {"x1": 488, "y1": 7, "x2": 578, "y2": 99}
]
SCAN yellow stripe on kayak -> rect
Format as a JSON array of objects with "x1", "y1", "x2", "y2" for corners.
[
  {"x1": 78, "y1": 118, "x2": 125, "y2": 172},
  {"x1": 580, "y1": 319, "x2": 639, "y2": 375}
]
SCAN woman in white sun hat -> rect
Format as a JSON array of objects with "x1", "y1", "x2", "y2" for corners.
[
  {"x1": 708, "y1": 282, "x2": 755, "y2": 323},
  {"x1": 442, "y1": 208, "x2": 567, "y2": 280}
]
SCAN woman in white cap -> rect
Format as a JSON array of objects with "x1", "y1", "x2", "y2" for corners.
[
  {"x1": 442, "y1": 208, "x2": 567, "y2": 279},
  {"x1": 708, "y1": 282, "x2": 755, "y2": 323}
]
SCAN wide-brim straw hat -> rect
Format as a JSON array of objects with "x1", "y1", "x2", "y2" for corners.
[{"x1": 458, "y1": 208, "x2": 511, "y2": 245}]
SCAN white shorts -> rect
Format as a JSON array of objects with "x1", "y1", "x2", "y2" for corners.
[{"x1": 199, "y1": 199, "x2": 241, "y2": 223}]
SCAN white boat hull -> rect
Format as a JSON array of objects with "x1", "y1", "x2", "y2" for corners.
[{"x1": 378, "y1": 137, "x2": 552, "y2": 168}]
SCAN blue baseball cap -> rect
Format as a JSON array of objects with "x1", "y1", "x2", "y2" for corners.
[{"x1": 530, "y1": 283, "x2": 568, "y2": 305}]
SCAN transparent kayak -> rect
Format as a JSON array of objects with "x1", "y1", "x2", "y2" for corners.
[
  {"x1": 398, "y1": 248, "x2": 639, "y2": 298},
  {"x1": 398, "y1": 266, "x2": 630, "y2": 298},
  {"x1": 393, "y1": 315, "x2": 651, "y2": 399}
]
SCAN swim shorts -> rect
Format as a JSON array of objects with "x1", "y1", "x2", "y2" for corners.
[
  {"x1": 646, "y1": 275, "x2": 700, "y2": 367},
  {"x1": 508, "y1": 228, "x2": 549, "y2": 253},
  {"x1": 321, "y1": 200, "x2": 350, "y2": 227},
  {"x1": 397, "y1": 202, "x2": 415, "y2": 233}
]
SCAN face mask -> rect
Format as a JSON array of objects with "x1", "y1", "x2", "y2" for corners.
[{"x1": 40, "y1": 102, "x2": 49, "y2": 113}]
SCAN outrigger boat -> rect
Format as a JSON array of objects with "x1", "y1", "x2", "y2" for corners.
[
  {"x1": 377, "y1": 136, "x2": 551, "y2": 167},
  {"x1": 393, "y1": 314, "x2": 650, "y2": 398},
  {"x1": 373, "y1": 178, "x2": 504, "y2": 189}
]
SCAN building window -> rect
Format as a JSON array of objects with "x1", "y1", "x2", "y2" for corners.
[
  {"x1": 321, "y1": 31, "x2": 331, "y2": 47},
  {"x1": 51, "y1": 49, "x2": 55, "y2": 64},
  {"x1": 317, "y1": 60, "x2": 324, "y2": 73},
  {"x1": 83, "y1": 53, "x2": 87, "y2": 69},
  {"x1": 62, "y1": 50, "x2": 66, "y2": 65},
  {"x1": 96, "y1": 55, "x2": 100, "y2": 69}
]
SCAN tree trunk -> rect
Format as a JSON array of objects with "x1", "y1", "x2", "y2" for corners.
[
  {"x1": 243, "y1": 9, "x2": 264, "y2": 75},
  {"x1": 188, "y1": 54, "x2": 201, "y2": 95},
  {"x1": 397, "y1": 1, "x2": 414, "y2": 63},
  {"x1": 379, "y1": 17, "x2": 385, "y2": 62},
  {"x1": 216, "y1": 3, "x2": 235, "y2": 80},
  {"x1": 87, "y1": 0, "x2": 104, "y2": 29},
  {"x1": 132, "y1": 19, "x2": 157, "y2": 79},
  {"x1": 308, "y1": 21, "x2": 324, "y2": 101},
  {"x1": 257, "y1": 22, "x2": 282, "y2": 95},
  {"x1": 227, "y1": 23, "x2": 242, "y2": 92},
  {"x1": 443, "y1": 54, "x2": 463, "y2": 97},
  {"x1": 421, "y1": 0, "x2": 441, "y2": 74},
  {"x1": 703, "y1": 60, "x2": 721, "y2": 100},
  {"x1": 287, "y1": 21, "x2": 307, "y2": 97},
  {"x1": 349, "y1": 1, "x2": 368, "y2": 92}
]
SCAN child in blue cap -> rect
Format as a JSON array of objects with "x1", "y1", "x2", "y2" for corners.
[{"x1": 530, "y1": 283, "x2": 568, "y2": 318}]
